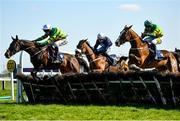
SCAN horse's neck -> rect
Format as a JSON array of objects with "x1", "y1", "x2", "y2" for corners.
[
  {"x1": 129, "y1": 29, "x2": 144, "y2": 48},
  {"x1": 84, "y1": 43, "x2": 96, "y2": 61},
  {"x1": 20, "y1": 40, "x2": 41, "y2": 56}
]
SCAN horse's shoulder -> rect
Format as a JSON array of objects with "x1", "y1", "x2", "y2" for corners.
[{"x1": 141, "y1": 41, "x2": 149, "y2": 47}]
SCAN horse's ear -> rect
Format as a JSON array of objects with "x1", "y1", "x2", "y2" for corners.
[
  {"x1": 128, "y1": 25, "x2": 133, "y2": 29},
  {"x1": 124, "y1": 25, "x2": 128, "y2": 28},
  {"x1": 84, "y1": 38, "x2": 88, "y2": 41},
  {"x1": 11, "y1": 36, "x2": 15, "y2": 40},
  {"x1": 16, "y1": 35, "x2": 18, "y2": 40}
]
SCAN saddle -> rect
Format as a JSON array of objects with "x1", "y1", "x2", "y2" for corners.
[{"x1": 47, "y1": 46, "x2": 64, "y2": 63}]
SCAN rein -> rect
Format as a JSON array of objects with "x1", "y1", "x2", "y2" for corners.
[
  {"x1": 89, "y1": 56, "x2": 104, "y2": 63},
  {"x1": 30, "y1": 47, "x2": 47, "y2": 58},
  {"x1": 129, "y1": 33, "x2": 150, "y2": 51}
]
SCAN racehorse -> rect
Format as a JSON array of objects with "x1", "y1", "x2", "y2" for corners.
[
  {"x1": 115, "y1": 25, "x2": 179, "y2": 73},
  {"x1": 5, "y1": 35, "x2": 89, "y2": 76},
  {"x1": 76, "y1": 39, "x2": 129, "y2": 73},
  {"x1": 173, "y1": 48, "x2": 180, "y2": 71}
]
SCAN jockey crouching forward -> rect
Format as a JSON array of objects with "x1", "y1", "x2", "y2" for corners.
[
  {"x1": 94, "y1": 33, "x2": 116, "y2": 65},
  {"x1": 141, "y1": 20, "x2": 164, "y2": 60},
  {"x1": 34, "y1": 24, "x2": 68, "y2": 63}
]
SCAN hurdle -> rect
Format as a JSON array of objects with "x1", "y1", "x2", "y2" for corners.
[
  {"x1": 15, "y1": 52, "x2": 180, "y2": 105},
  {"x1": 16, "y1": 51, "x2": 62, "y2": 103}
]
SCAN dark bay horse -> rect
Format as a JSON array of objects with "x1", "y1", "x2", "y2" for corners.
[
  {"x1": 115, "y1": 25, "x2": 179, "y2": 73},
  {"x1": 76, "y1": 39, "x2": 129, "y2": 73},
  {"x1": 5, "y1": 35, "x2": 89, "y2": 75}
]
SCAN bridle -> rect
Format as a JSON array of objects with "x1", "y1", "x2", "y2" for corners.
[
  {"x1": 16, "y1": 39, "x2": 47, "y2": 58},
  {"x1": 119, "y1": 29, "x2": 149, "y2": 51},
  {"x1": 78, "y1": 40, "x2": 104, "y2": 63}
]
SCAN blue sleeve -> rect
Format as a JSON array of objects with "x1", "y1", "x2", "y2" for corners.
[
  {"x1": 96, "y1": 45, "x2": 106, "y2": 53},
  {"x1": 106, "y1": 37, "x2": 112, "y2": 47},
  {"x1": 94, "y1": 39, "x2": 100, "y2": 49}
]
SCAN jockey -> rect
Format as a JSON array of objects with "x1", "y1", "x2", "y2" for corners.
[
  {"x1": 94, "y1": 33, "x2": 115, "y2": 65},
  {"x1": 34, "y1": 24, "x2": 68, "y2": 63},
  {"x1": 141, "y1": 20, "x2": 164, "y2": 60}
]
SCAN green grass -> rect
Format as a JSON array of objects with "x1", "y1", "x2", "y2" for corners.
[
  {"x1": 0, "y1": 103, "x2": 180, "y2": 120},
  {"x1": 0, "y1": 81, "x2": 15, "y2": 96},
  {"x1": 0, "y1": 82, "x2": 180, "y2": 120}
]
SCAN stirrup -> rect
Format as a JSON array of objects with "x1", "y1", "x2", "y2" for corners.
[{"x1": 53, "y1": 59, "x2": 62, "y2": 63}]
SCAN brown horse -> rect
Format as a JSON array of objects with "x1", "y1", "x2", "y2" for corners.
[
  {"x1": 4, "y1": 35, "x2": 89, "y2": 75},
  {"x1": 173, "y1": 48, "x2": 180, "y2": 71},
  {"x1": 115, "y1": 25, "x2": 179, "y2": 73},
  {"x1": 76, "y1": 39, "x2": 129, "y2": 73}
]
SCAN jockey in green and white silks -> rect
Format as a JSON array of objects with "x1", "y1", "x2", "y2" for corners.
[
  {"x1": 141, "y1": 20, "x2": 164, "y2": 60},
  {"x1": 35, "y1": 24, "x2": 68, "y2": 63}
]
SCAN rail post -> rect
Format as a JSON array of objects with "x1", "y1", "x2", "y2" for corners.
[{"x1": 16, "y1": 51, "x2": 24, "y2": 103}]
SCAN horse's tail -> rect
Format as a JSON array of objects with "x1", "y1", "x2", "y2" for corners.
[
  {"x1": 168, "y1": 52, "x2": 179, "y2": 73},
  {"x1": 76, "y1": 57, "x2": 90, "y2": 72}
]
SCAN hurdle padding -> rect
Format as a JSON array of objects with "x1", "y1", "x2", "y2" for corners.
[{"x1": 16, "y1": 71, "x2": 180, "y2": 105}]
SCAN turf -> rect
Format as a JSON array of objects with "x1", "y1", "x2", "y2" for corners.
[{"x1": 0, "y1": 82, "x2": 180, "y2": 120}]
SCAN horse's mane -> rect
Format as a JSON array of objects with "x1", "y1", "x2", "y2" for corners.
[
  {"x1": 85, "y1": 40, "x2": 94, "y2": 51},
  {"x1": 19, "y1": 39, "x2": 34, "y2": 43},
  {"x1": 130, "y1": 29, "x2": 143, "y2": 41}
]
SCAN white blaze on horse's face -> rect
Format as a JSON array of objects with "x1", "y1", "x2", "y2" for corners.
[{"x1": 76, "y1": 49, "x2": 82, "y2": 53}]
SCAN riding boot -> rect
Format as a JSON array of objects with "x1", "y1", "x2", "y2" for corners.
[
  {"x1": 151, "y1": 44, "x2": 157, "y2": 60},
  {"x1": 103, "y1": 53, "x2": 115, "y2": 65},
  {"x1": 49, "y1": 46, "x2": 55, "y2": 61},
  {"x1": 53, "y1": 47, "x2": 61, "y2": 63}
]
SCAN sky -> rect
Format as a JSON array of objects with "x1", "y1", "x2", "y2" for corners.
[{"x1": 0, "y1": 0, "x2": 180, "y2": 72}]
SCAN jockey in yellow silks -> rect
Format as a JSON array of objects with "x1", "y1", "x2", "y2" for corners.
[
  {"x1": 35, "y1": 24, "x2": 68, "y2": 63},
  {"x1": 141, "y1": 20, "x2": 164, "y2": 60}
]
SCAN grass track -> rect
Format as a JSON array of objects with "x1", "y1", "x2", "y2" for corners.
[{"x1": 0, "y1": 82, "x2": 180, "y2": 120}]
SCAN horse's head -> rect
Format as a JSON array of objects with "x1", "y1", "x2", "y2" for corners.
[
  {"x1": 115, "y1": 25, "x2": 133, "y2": 47},
  {"x1": 76, "y1": 39, "x2": 89, "y2": 54},
  {"x1": 175, "y1": 48, "x2": 180, "y2": 53},
  {"x1": 5, "y1": 35, "x2": 22, "y2": 58}
]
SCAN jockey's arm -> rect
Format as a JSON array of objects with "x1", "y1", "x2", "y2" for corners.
[
  {"x1": 145, "y1": 29, "x2": 163, "y2": 38},
  {"x1": 36, "y1": 39, "x2": 49, "y2": 46},
  {"x1": 58, "y1": 39, "x2": 68, "y2": 46},
  {"x1": 153, "y1": 28, "x2": 163, "y2": 38},
  {"x1": 96, "y1": 45, "x2": 106, "y2": 53},
  {"x1": 94, "y1": 39, "x2": 100, "y2": 50},
  {"x1": 143, "y1": 28, "x2": 156, "y2": 38},
  {"x1": 34, "y1": 33, "x2": 48, "y2": 41},
  {"x1": 106, "y1": 37, "x2": 112, "y2": 47}
]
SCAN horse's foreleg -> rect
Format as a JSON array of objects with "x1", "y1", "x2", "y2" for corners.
[
  {"x1": 129, "y1": 64, "x2": 142, "y2": 71},
  {"x1": 31, "y1": 69, "x2": 41, "y2": 81},
  {"x1": 129, "y1": 54, "x2": 141, "y2": 64},
  {"x1": 118, "y1": 60, "x2": 129, "y2": 72}
]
